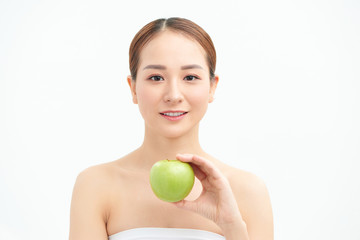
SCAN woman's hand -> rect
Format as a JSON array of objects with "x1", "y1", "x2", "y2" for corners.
[{"x1": 173, "y1": 154, "x2": 249, "y2": 239}]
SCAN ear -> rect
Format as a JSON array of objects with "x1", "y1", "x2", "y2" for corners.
[
  {"x1": 127, "y1": 75, "x2": 138, "y2": 104},
  {"x1": 209, "y1": 74, "x2": 219, "y2": 103}
]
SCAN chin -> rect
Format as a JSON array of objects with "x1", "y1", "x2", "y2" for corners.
[
  {"x1": 160, "y1": 129, "x2": 192, "y2": 139},
  {"x1": 154, "y1": 123, "x2": 197, "y2": 139}
]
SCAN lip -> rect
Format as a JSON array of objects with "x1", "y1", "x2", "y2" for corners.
[{"x1": 159, "y1": 111, "x2": 188, "y2": 121}]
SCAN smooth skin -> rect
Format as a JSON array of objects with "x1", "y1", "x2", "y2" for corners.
[{"x1": 69, "y1": 31, "x2": 273, "y2": 240}]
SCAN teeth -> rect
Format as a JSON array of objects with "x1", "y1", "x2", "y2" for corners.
[{"x1": 163, "y1": 112, "x2": 185, "y2": 117}]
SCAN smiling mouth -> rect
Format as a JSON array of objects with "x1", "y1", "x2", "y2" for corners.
[{"x1": 160, "y1": 112, "x2": 188, "y2": 117}]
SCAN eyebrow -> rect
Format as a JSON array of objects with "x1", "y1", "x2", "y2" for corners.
[
  {"x1": 181, "y1": 64, "x2": 204, "y2": 70},
  {"x1": 142, "y1": 64, "x2": 166, "y2": 70},
  {"x1": 142, "y1": 64, "x2": 204, "y2": 71}
]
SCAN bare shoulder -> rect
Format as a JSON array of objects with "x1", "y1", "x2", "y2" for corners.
[
  {"x1": 69, "y1": 162, "x2": 118, "y2": 240},
  {"x1": 225, "y1": 167, "x2": 268, "y2": 198},
  {"x1": 211, "y1": 158, "x2": 268, "y2": 197},
  {"x1": 73, "y1": 163, "x2": 116, "y2": 200},
  {"x1": 71, "y1": 161, "x2": 123, "y2": 211},
  {"x1": 224, "y1": 165, "x2": 274, "y2": 239},
  {"x1": 75, "y1": 162, "x2": 117, "y2": 187}
]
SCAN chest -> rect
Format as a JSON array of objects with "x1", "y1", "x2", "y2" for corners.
[{"x1": 105, "y1": 175, "x2": 221, "y2": 235}]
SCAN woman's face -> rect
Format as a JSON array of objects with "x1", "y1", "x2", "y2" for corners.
[{"x1": 128, "y1": 30, "x2": 218, "y2": 139}]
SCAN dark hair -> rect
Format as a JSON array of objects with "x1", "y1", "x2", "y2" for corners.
[{"x1": 129, "y1": 17, "x2": 216, "y2": 81}]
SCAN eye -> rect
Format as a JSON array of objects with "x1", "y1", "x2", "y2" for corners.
[
  {"x1": 149, "y1": 75, "x2": 164, "y2": 81},
  {"x1": 184, "y1": 75, "x2": 199, "y2": 81}
]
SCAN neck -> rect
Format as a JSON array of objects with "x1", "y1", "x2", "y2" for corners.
[{"x1": 135, "y1": 125, "x2": 206, "y2": 169}]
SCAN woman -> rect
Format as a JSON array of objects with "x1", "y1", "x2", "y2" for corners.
[{"x1": 69, "y1": 17, "x2": 273, "y2": 240}]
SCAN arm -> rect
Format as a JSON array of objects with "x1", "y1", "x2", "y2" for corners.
[
  {"x1": 174, "y1": 154, "x2": 273, "y2": 240},
  {"x1": 69, "y1": 168, "x2": 109, "y2": 240},
  {"x1": 234, "y1": 173, "x2": 273, "y2": 240}
]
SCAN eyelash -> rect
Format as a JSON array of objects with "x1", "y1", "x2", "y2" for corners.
[
  {"x1": 149, "y1": 75, "x2": 164, "y2": 81},
  {"x1": 184, "y1": 75, "x2": 200, "y2": 81},
  {"x1": 148, "y1": 75, "x2": 200, "y2": 81}
]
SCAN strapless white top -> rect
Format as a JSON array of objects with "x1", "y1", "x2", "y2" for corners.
[{"x1": 108, "y1": 227, "x2": 225, "y2": 240}]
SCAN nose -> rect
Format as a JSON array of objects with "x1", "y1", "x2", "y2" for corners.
[{"x1": 163, "y1": 79, "x2": 183, "y2": 104}]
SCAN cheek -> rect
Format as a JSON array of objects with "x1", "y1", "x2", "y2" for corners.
[
  {"x1": 136, "y1": 85, "x2": 153, "y2": 104},
  {"x1": 136, "y1": 84, "x2": 160, "y2": 116},
  {"x1": 187, "y1": 85, "x2": 211, "y2": 108}
]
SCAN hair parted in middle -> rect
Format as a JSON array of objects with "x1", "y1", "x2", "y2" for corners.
[{"x1": 129, "y1": 17, "x2": 216, "y2": 81}]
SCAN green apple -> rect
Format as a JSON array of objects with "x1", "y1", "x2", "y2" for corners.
[{"x1": 150, "y1": 159, "x2": 195, "y2": 202}]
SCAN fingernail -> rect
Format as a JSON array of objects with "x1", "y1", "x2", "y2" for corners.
[{"x1": 177, "y1": 153, "x2": 192, "y2": 158}]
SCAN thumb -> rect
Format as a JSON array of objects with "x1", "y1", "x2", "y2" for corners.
[
  {"x1": 173, "y1": 199, "x2": 198, "y2": 213},
  {"x1": 173, "y1": 199, "x2": 215, "y2": 223}
]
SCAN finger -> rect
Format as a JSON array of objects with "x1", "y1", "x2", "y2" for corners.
[
  {"x1": 175, "y1": 155, "x2": 207, "y2": 181},
  {"x1": 176, "y1": 153, "x2": 193, "y2": 162},
  {"x1": 177, "y1": 154, "x2": 222, "y2": 180},
  {"x1": 189, "y1": 163, "x2": 206, "y2": 181}
]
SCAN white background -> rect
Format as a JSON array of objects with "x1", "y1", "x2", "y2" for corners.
[{"x1": 1, "y1": 0, "x2": 359, "y2": 239}]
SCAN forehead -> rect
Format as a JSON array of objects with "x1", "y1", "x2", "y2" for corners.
[{"x1": 139, "y1": 31, "x2": 208, "y2": 68}]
